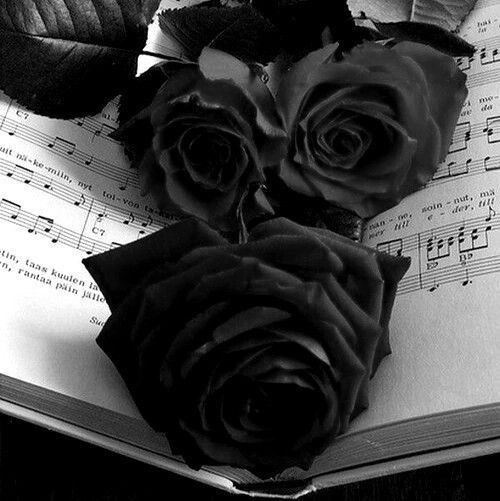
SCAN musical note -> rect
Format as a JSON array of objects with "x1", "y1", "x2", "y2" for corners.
[
  {"x1": 141, "y1": 215, "x2": 153, "y2": 228},
  {"x1": 457, "y1": 55, "x2": 473, "y2": 71},
  {"x1": 376, "y1": 238, "x2": 403, "y2": 256},
  {"x1": 119, "y1": 177, "x2": 129, "y2": 191},
  {"x1": 122, "y1": 212, "x2": 135, "y2": 225},
  {"x1": 486, "y1": 206, "x2": 496, "y2": 222},
  {"x1": 28, "y1": 215, "x2": 54, "y2": 235},
  {"x1": 73, "y1": 194, "x2": 86, "y2": 207},
  {"x1": 6, "y1": 124, "x2": 17, "y2": 136},
  {"x1": 51, "y1": 231, "x2": 61, "y2": 244},
  {"x1": 485, "y1": 116, "x2": 500, "y2": 144},
  {"x1": 449, "y1": 122, "x2": 471, "y2": 153},
  {"x1": 448, "y1": 159, "x2": 471, "y2": 177},
  {"x1": 84, "y1": 243, "x2": 96, "y2": 256},
  {"x1": 427, "y1": 236, "x2": 453, "y2": 261},
  {"x1": 18, "y1": 165, "x2": 34, "y2": 184},
  {"x1": 461, "y1": 268, "x2": 472, "y2": 287},
  {"x1": 483, "y1": 156, "x2": 493, "y2": 172},
  {"x1": 458, "y1": 226, "x2": 490, "y2": 253},
  {"x1": 0, "y1": 198, "x2": 21, "y2": 219},
  {"x1": 47, "y1": 136, "x2": 76, "y2": 155},
  {"x1": 5, "y1": 164, "x2": 34, "y2": 184},
  {"x1": 96, "y1": 207, "x2": 107, "y2": 222},
  {"x1": 71, "y1": 116, "x2": 120, "y2": 145},
  {"x1": 91, "y1": 123, "x2": 117, "y2": 142},
  {"x1": 479, "y1": 47, "x2": 500, "y2": 66}
]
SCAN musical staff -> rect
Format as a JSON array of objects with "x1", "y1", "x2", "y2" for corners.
[
  {"x1": 444, "y1": 117, "x2": 500, "y2": 150},
  {"x1": 373, "y1": 198, "x2": 500, "y2": 294},
  {"x1": 70, "y1": 117, "x2": 119, "y2": 145},
  {"x1": 430, "y1": 154, "x2": 499, "y2": 187},
  {"x1": 376, "y1": 211, "x2": 497, "y2": 257},
  {"x1": 0, "y1": 115, "x2": 138, "y2": 190},
  {"x1": 0, "y1": 158, "x2": 170, "y2": 234},
  {"x1": 397, "y1": 254, "x2": 500, "y2": 295},
  {"x1": 0, "y1": 198, "x2": 113, "y2": 256},
  {"x1": 467, "y1": 66, "x2": 500, "y2": 88}
]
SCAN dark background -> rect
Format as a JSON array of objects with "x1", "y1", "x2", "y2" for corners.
[{"x1": 0, "y1": 414, "x2": 498, "y2": 500}]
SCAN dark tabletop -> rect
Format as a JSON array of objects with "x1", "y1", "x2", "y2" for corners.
[{"x1": 0, "y1": 414, "x2": 498, "y2": 500}]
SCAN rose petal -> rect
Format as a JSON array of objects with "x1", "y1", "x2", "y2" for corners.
[
  {"x1": 235, "y1": 235, "x2": 344, "y2": 275},
  {"x1": 177, "y1": 419, "x2": 257, "y2": 469},
  {"x1": 278, "y1": 157, "x2": 325, "y2": 199},
  {"x1": 394, "y1": 42, "x2": 467, "y2": 159},
  {"x1": 276, "y1": 44, "x2": 340, "y2": 129},
  {"x1": 185, "y1": 258, "x2": 365, "y2": 380},
  {"x1": 83, "y1": 218, "x2": 225, "y2": 309},
  {"x1": 164, "y1": 170, "x2": 238, "y2": 224},
  {"x1": 213, "y1": 306, "x2": 291, "y2": 344},
  {"x1": 199, "y1": 47, "x2": 286, "y2": 142}
]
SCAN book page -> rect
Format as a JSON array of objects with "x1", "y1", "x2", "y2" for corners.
[
  {"x1": 0, "y1": 0, "x2": 191, "y2": 418},
  {"x1": 0, "y1": 90, "x2": 179, "y2": 415},
  {"x1": 356, "y1": 0, "x2": 500, "y2": 430},
  {"x1": 0, "y1": 0, "x2": 189, "y2": 417}
]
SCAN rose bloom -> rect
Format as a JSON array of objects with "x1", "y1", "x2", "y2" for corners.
[
  {"x1": 115, "y1": 47, "x2": 287, "y2": 229},
  {"x1": 276, "y1": 41, "x2": 468, "y2": 217},
  {"x1": 84, "y1": 217, "x2": 410, "y2": 477}
]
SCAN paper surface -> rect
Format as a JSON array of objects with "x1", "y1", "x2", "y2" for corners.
[
  {"x1": 356, "y1": 0, "x2": 500, "y2": 430},
  {"x1": 0, "y1": 92, "x2": 176, "y2": 416}
]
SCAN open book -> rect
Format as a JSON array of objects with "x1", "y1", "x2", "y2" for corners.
[{"x1": 1, "y1": 0, "x2": 499, "y2": 497}]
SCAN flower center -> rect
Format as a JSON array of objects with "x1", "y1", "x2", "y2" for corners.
[
  {"x1": 189, "y1": 133, "x2": 232, "y2": 168},
  {"x1": 180, "y1": 128, "x2": 241, "y2": 191},
  {"x1": 327, "y1": 127, "x2": 362, "y2": 156}
]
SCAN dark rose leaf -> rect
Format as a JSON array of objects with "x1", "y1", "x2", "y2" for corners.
[
  {"x1": 83, "y1": 217, "x2": 410, "y2": 477},
  {"x1": 158, "y1": 4, "x2": 280, "y2": 64},
  {"x1": 253, "y1": 0, "x2": 360, "y2": 56},
  {"x1": 0, "y1": 0, "x2": 160, "y2": 118}
]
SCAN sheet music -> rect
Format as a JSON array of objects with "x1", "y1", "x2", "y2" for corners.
[
  {"x1": 0, "y1": 12, "x2": 180, "y2": 414},
  {"x1": 354, "y1": 0, "x2": 500, "y2": 431},
  {"x1": 363, "y1": 0, "x2": 500, "y2": 296}
]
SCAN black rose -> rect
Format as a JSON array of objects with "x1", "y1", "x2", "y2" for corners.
[{"x1": 84, "y1": 217, "x2": 410, "y2": 477}]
